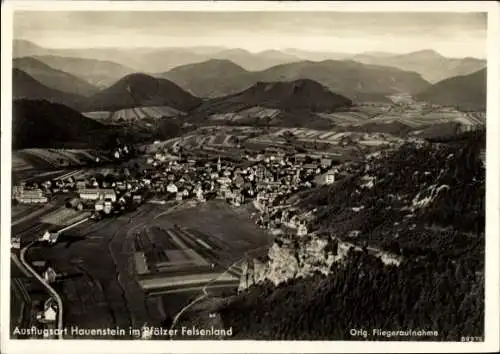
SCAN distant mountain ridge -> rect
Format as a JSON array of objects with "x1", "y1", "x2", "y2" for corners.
[
  {"x1": 80, "y1": 73, "x2": 202, "y2": 112},
  {"x1": 416, "y1": 68, "x2": 486, "y2": 111},
  {"x1": 351, "y1": 49, "x2": 486, "y2": 83},
  {"x1": 29, "y1": 55, "x2": 135, "y2": 88},
  {"x1": 13, "y1": 57, "x2": 99, "y2": 97},
  {"x1": 200, "y1": 79, "x2": 352, "y2": 113},
  {"x1": 13, "y1": 40, "x2": 303, "y2": 73},
  {"x1": 13, "y1": 68, "x2": 84, "y2": 110},
  {"x1": 160, "y1": 58, "x2": 430, "y2": 103},
  {"x1": 163, "y1": 59, "x2": 254, "y2": 98},
  {"x1": 190, "y1": 79, "x2": 353, "y2": 128}
]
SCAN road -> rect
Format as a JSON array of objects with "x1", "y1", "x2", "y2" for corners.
[
  {"x1": 15, "y1": 217, "x2": 90, "y2": 340},
  {"x1": 168, "y1": 241, "x2": 271, "y2": 335},
  {"x1": 168, "y1": 256, "x2": 243, "y2": 334},
  {"x1": 20, "y1": 241, "x2": 64, "y2": 340}
]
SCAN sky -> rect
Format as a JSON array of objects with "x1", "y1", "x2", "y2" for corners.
[{"x1": 13, "y1": 11, "x2": 487, "y2": 58}]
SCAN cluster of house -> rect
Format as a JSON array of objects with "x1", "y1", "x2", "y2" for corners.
[
  {"x1": 142, "y1": 147, "x2": 340, "y2": 209},
  {"x1": 12, "y1": 144, "x2": 341, "y2": 223},
  {"x1": 12, "y1": 185, "x2": 48, "y2": 204}
]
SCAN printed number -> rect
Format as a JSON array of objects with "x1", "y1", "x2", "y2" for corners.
[{"x1": 461, "y1": 336, "x2": 483, "y2": 342}]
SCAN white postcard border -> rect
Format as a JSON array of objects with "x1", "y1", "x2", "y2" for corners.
[{"x1": 1, "y1": 1, "x2": 499, "y2": 353}]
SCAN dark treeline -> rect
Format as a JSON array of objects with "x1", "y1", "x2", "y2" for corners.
[
  {"x1": 220, "y1": 248, "x2": 483, "y2": 340},
  {"x1": 219, "y1": 129, "x2": 485, "y2": 340}
]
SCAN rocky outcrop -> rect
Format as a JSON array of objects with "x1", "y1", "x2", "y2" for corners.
[{"x1": 238, "y1": 235, "x2": 351, "y2": 291}]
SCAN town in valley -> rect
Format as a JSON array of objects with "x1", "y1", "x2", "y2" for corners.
[{"x1": 8, "y1": 10, "x2": 487, "y2": 342}]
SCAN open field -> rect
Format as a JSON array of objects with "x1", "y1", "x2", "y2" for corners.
[
  {"x1": 253, "y1": 128, "x2": 405, "y2": 147},
  {"x1": 84, "y1": 106, "x2": 185, "y2": 123},
  {"x1": 164, "y1": 201, "x2": 272, "y2": 253},
  {"x1": 144, "y1": 133, "x2": 247, "y2": 154},
  {"x1": 40, "y1": 208, "x2": 91, "y2": 227},
  {"x1": 13, "y1": 149, "x2": 111, "y2": 172},
  {"x1": 132, "y1": 223, "x2": 244, "y2": 295},
  {"x1": 82, "y1": 111, "x2": 112, "y2": 120},
  {"x1": 142, "y1": 126, "x2": 265, "y2": 153},
  {"x1": 25, "y1": 205, "x2": 165, "y2": 334},
  {"x1": 18, "y1": 200, "x2": 271, "y2": 335},
  {"x1": 209, "y1": 107, "x2": 281, "y2": 122},
  {"x1": 11, "y1": 196, "x2": 90, "y2": 245}
]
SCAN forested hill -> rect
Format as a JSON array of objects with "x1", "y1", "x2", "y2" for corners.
[{"x1": 219, "y1": 129, "x2": 485, "y2": 340}]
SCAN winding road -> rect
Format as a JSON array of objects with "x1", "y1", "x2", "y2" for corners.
[
  {"x1": 168, "y1": 241, "x2": 272, "y2": 335},
  {"x1": 168, "y1": 256, "x2": 243, "y2": 334},
  {"x1": 16, "y1": 217, "x2": 90, "y2": 340},
  {"x1": 20, "y1": 241, "x2": 64, "y2": 339}
]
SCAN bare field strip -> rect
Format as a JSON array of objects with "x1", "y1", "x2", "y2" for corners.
[
  {"x1": 139, "y1": 272, "x2": 238, "y2": 290},
  {"x1": 165, "y1": 201, "x2": 272, "y2": 255},
  {"x1": 165, "y1": 250, "x2": 189, "y2": 262},
  {"x1": 83, "y1": 111, "x2": 111, "y2": 120},
  {"x1": 173, "y1": 229, "x2": 224, "y2": 264},
  {"x1": 134, "y1": 252, "x2": 149, "y2": 275},
  {"x1": 145, "y1": 227, "x2": 180, "y2": 250},
  {"x1": 140, "y1": 265, "x2": 214, "y2": 279},
  {"x1": 11, "y1": 205, "x2": 39, "y2": 220},
  {"x1": 184, "y1": 249, "x2": 209, "y2": 266},
  {"x1": 12, "y1": 203, "x2": 61, "y2": 229},
  {"x1": 155, "y1": 259, "x2": 199, "y2": 268},
  {"x1": 181, "y1": 229, "x2": 226, "y2": 251},
  {"x1": 12, "y1": 154, "x2": 34, "y2": 171},
  {"x1": 40, "y1": 208, "x2": 86, "y2": 226},
  {"x1": 151, "y1": 281, "x2": 239, "y2": 296}
]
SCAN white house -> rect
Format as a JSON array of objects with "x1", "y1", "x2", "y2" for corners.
[
  {"x1": 79, "y1": 189, "x2": 116, "y2": 202},
  {"x1": 11, "y1": 237, "x2": 20, "y2": 249},
  {"x1": 166, "y1": 183, "x2": 178, "y2": 194},
  {"x1": 37, "y1": 299, "x2": 57, "y2": 324},
  {"x1": 297, "y1": 223, "x2": 308, "y2": 237},
  {"x1": 43, "y1": 267, "x2": 58, "y2": 283}
]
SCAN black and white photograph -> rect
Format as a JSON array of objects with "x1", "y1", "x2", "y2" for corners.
[{"x1": 1, "y1": 1, "x2": 499, "y2": 353}]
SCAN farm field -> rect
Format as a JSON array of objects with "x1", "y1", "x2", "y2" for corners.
[
  {"x1": 84, "y1": 106, "x2": 185, "y2": 123},
  {"x1": 82, "y1": 111, "x2": 112, "y2": 120},
  {"x1": 11, "y1": 194, "x2": 87, "y2": 243},
  {"x1": 257, "y1": 128, "x2": 404, "y2": 146},
  {"x1": 142, "y1": 126, "x2": 265, "y2": 153},
  {"x1": 209, "y1": 107, "x2": 281, "y2": 122},
  {"x1": 39, "y1": 207, "x2": 91, "y2": 227},
  {"x1": 164, "y1": 201, "x2": 272, "y2": 254},
  {"x1": 22, "y1": 200, "x2": 271, "y2": 336},
  {"x1": 317, "y1": 110, "x2": 374, "y2": 126},
  {"x1": 144, "y1": 133, "x2": 248, "y2": 154},
  {"x1": 13, "y1": 149, "x2": 110, "y2": 172},
  {"x1": 25, "y1": 204, "x2": 166, "y2": 334}
]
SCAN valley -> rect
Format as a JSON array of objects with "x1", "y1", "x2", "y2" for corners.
[{"x1": 8, "y1": 35, "x2": 487, "y2": 342}]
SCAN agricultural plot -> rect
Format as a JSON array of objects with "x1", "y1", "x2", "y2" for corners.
[
  {"x1": 254, "y1": 128, "x2": 403, "y2": 149},
  {"x1": 12, "y1": 154, "x2": 34, "y2": 171},
  {"x1": 466, "y1": 112, "x2": 486, "y2": 125},
  {"x1": 39, "y1": 207, "x2": 90, "y2": 227},
  {"x1": 82, "y1": 111, "x2": 112, "y2": 120},
  {"x1": 149, "y1": 134, "x2": 247, "y2": 152},
  {"x1": 210, "y1": 107, "x2": 281, "y2": 122},
  {"x1": 317, "y1": 111, "x2": 372, "y2": 126},
  {"x1": 358, "y1": 105, "x2": 485, "y2": 131},
  {"x1": 11, "y1": 204, "x2": 39, "y2": 221},
  {"x1": 111, "y1": 106, "x2": 184, "y2": 122},
  {"x1": 13, "y1": 149, "x2": 108, "y2": 171},
  {"x1": 139, "y1": 272, "x2": 238, "y2": 291},
  {"x1": 164, "y1": 201, "x2": 272, "y2": 254},
  {"x1": 141, "y1": 106, "x2": 184, "y2": 118},
  {"x1": 129, "y1": 220, "x2": 241, "y2": 295}
]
